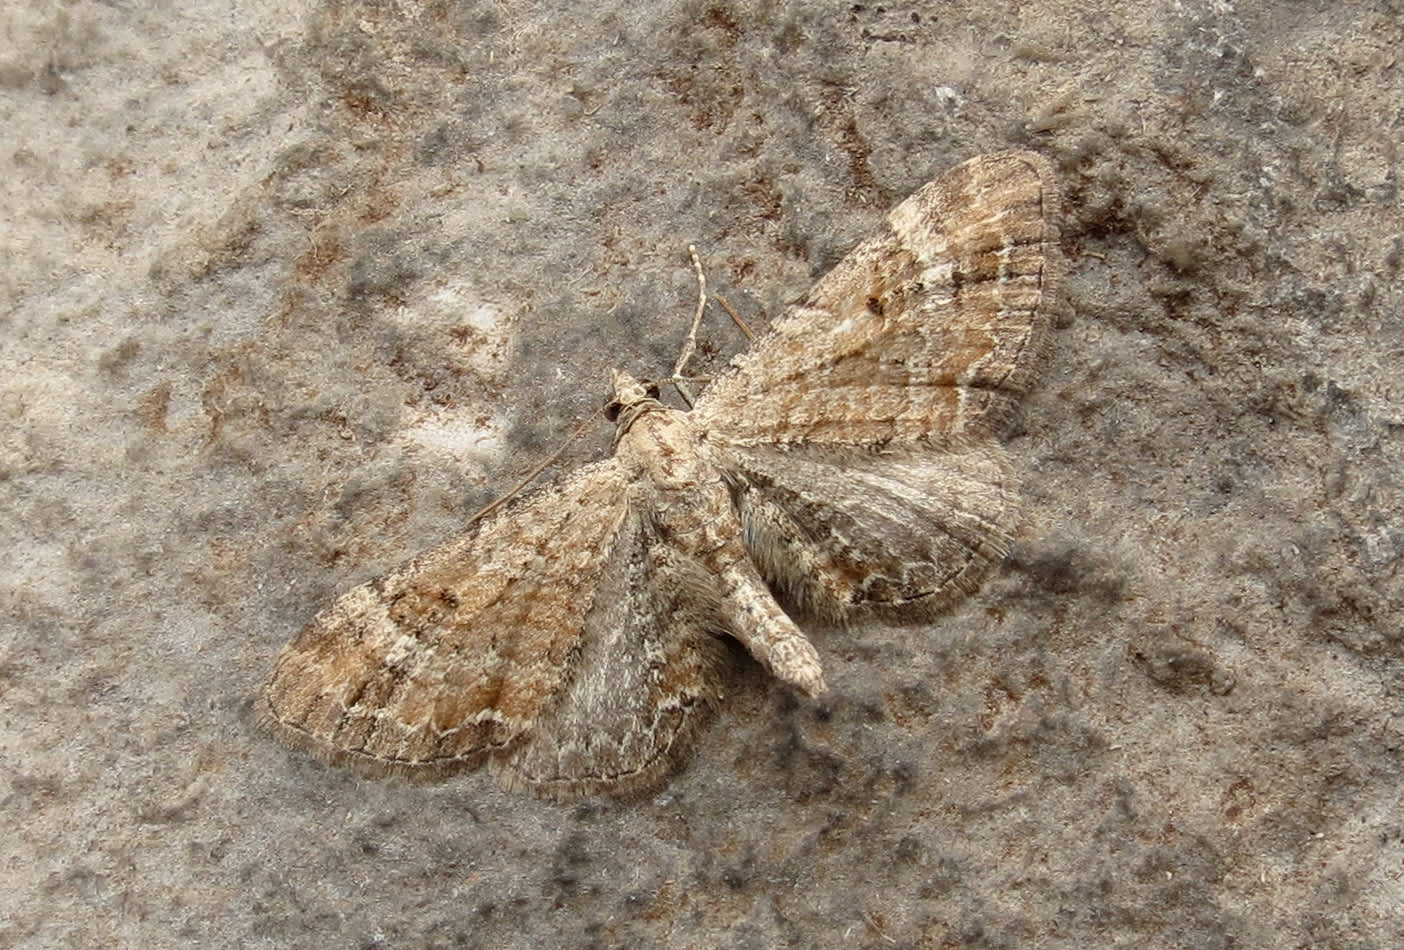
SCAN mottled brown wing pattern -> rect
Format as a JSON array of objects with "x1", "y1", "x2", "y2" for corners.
[
  {"x1": 261, "y1": 151, "x2": 1062, "y2": 800},
  {"x1": 694, "y1": 151, "x2": 1060, "y2": 447},
  {"x1": 720, "y1": 443, "x2": 1018, "y2": 622},
  {"x1": 259, "y1": 459, "x2": 634, "y2": 777},
  {"x1": 496, "y1": 521, "x2": 731, "y2": 800}
]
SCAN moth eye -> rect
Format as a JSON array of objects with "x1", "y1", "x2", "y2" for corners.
[
  {"x1": 645, "y1": 383, "x2": 661, "y2": 400},
  {"x1": 604, "y1": 401, "x2": 622, "y2": 421}
]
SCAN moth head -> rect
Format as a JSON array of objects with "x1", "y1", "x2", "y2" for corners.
[{"x1": 604, "y1": 370, "x2": 662, "y2": 421}]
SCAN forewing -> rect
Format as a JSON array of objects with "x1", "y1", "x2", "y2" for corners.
[
  {"x1": 259, "y1": 459, "x2": 632, "y2": 778},
  {"x1": 497, "y1": 520, "x2": 731, "y2": 800},
  {"x1": 694, "y1": 151, "x2": 1061, "y2": 447},
  {"x1": 721, "y1": 442, "x2": 1018, "y2": 621}
]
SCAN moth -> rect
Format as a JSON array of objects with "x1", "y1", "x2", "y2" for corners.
[{"x1": 259, "y1": 151, "x2": 1062, "y2": 799}]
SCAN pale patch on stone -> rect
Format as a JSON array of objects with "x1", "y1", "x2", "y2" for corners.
[
  {"x1": 394, "y1": 410, "x2": 506, "y2": 463},
  {"x1": 393, "y1": 281, "x2": 515, "y2": 380}
]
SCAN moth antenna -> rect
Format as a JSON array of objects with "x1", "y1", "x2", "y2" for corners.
[{"x1": 465, "y1": 411, "x2": 602, "y2": 526}]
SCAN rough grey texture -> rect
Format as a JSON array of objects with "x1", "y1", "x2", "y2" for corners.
[{"x1": 3, "y1": 1, "x2": 1401, "y2": 948}]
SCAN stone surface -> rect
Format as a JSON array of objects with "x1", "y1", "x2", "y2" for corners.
[{"x1": 3, "y1": 1, "x2": 1401, "y2": 947}]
